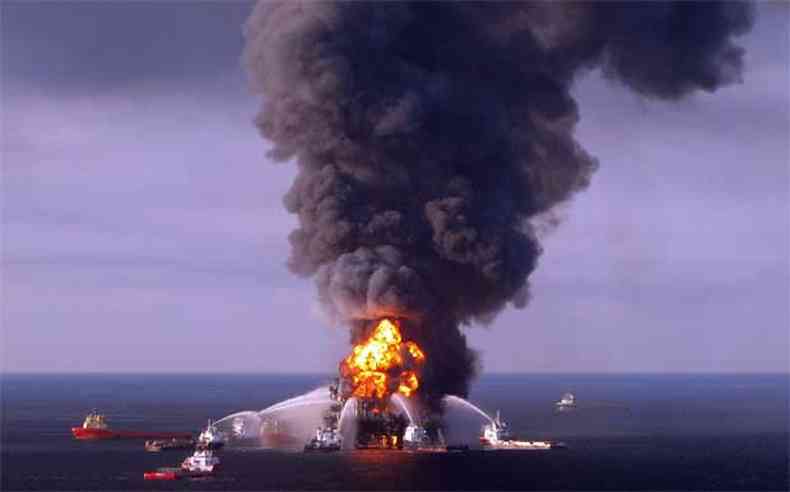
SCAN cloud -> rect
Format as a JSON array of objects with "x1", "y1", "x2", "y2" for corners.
[{"x1": 2, "y1": 2, "x2": 787, "y2": 373}]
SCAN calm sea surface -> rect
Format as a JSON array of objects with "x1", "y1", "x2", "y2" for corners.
[{"x1": 2, "y1": 373, "x2": 788, "y2": 490}]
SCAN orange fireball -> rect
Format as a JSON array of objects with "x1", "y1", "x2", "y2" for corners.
[{"x1": 340, "y1": 318, "x2": 425, "y2": 399}]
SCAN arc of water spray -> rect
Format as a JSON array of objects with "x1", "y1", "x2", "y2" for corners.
[
  {"x1": 390, "y1": 393, "x2": 415, "y2": 425},
  {"x1": 257, "y1": 386, "x2": 329, "y2": 414},
  {"x1": 258, "y1": 399, "x2": 333, "y2": 416},
  {"x1": 444, "y1": 395, "x2": 493, "y2": 423},
  {"x1": 337, "y1": 397, "x2": 357, "y2": 433},
  {"x1": 215, "y1": 386, "x2": 331, "y2": 426},
  {"x1": 214, "y1": 410, "x2": 261, "y2": 427}
]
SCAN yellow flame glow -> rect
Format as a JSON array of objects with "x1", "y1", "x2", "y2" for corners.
[{"x1": 340, "y1": 319, "x2": 425, "y2": 399}]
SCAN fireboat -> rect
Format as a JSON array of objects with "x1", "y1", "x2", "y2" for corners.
[
  {"x1": 480, "y1": 411, "x2": 564, "y2": 450},
  {"x1": 197, "y1": 420, "x2": 226, "y2": 450},
  {"x1": 144, "y1": 447, "x2": 221, "y2": 480}
]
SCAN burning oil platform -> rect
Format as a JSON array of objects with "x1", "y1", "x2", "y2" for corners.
[
  {"x1": 240, "y1": 1, "x2": 753, "y2": 454},
  {"x1": 306, "y1": 318, "x2": 446, "y2": 451}
]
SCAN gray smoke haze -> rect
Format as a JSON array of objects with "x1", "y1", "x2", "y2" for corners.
[{"x1": 243, "y1": 1, "x2": 753, "y2": 402}]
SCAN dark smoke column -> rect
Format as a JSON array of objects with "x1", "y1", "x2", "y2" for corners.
[{"x1": 243, "y1": 2, "x2": 753, "y2": 403}]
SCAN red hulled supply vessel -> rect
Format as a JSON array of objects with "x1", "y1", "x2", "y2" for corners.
[{"x1": 71, "y1": 411, "x2": 192, "y2": 440}]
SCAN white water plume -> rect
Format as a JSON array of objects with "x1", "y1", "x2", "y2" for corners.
[
  {"x1": 441, "y1": 395, "x2": 492, "y2": 448},
  {"x1": 262, "y1": 399, "x2": 333, "y2": 414},
  {"x1": 214, "y1": 386, "x2": 334, "y2": 449},
  {"x1": 258, "y1": 386, "x2": 329, "y2": 414},
  {"x1": 443, "y1": 395, "x2": 493, "y2": 423},
  {"x1": 337, "y1": 397, "x2": 357, "y2": 450},
  {"x1": 337, "y1": 397, "x2": 356, "y2": 433},
  {"x1": 214, "y1": 410, "x2": 261, "y2": 427},
  {"x1": 390, "y1": 393, "x2": 415, "y2": 425}
]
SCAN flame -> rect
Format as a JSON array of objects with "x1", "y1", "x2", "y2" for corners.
[
  {"x1": 405, "y1": 341, "x2": 425, "y2": 361},
  {"x1": 340, "y1": 318, "x2": 425, "y2": 400},
  {"x1": 397, "y1": 370, "x2": 419, "y2": 397}
]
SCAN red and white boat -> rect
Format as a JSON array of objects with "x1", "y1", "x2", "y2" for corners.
[
  {"x1": 144, "y1": 448, "x2": 221, "y2": 480},
  {"x1": 71, "y1": 410, "x2": 192, "y2": 440}
]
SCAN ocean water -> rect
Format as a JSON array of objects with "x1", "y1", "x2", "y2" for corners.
[{"x1": 2, "y1": 373, "x2": 788, "y2": 490}]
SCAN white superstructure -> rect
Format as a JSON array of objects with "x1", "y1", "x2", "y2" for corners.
[
  {"x1": 198, "y1": 420, "x2": 226, "y2": 449},
  {"x1": 82, "y1": 410, "x2": 108, "y2": 430},
  {"x1": 304, "y1": 426, "x2": 342, "y2": 451},
  {"x1": 403, "y1": 424, "x2": 428, "y2": 448},
  {"x1": 181, "y1": 448, "x2": 220, "y2": 473},
  {"x1": 481, "y1": 411, "x2": 512, "y2": 445}
]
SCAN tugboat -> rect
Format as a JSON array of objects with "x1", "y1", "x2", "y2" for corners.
[
  {"x1": 197, "y1": 420, "x2": 226, "y2": 450},
  {"x1": 71, "y1": 410, "x2": 191, "y2": 440},
  {"x1": 181, "y1": 448, "x2": 221, "y2": 474},
  {"x1": 144, "y1": 448, "x2": 220, "y2": 480},
  {"x1": 555, "y1": 392, "x2": 576, "y2": 412},
  {"x1": 304, "y1": 426, "x2": 342, "y2": 452}
]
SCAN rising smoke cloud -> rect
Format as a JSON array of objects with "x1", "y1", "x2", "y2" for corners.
[{"x1": 243, "y1": 1, "x2": 753, "y2": 402}]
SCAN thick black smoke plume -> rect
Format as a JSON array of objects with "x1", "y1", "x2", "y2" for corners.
[{"x1": 244, "y1": 2, "x2": 753, "y2": 402}]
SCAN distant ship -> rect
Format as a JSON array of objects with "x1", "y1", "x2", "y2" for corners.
[
  {"x1": 71, "y1": 410, "x2": 192, "y2": 440},
  {"x1": 555, "y1": 392, "x2": 576, "y2": 412}
]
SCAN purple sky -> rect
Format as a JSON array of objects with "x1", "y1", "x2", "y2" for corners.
[{"x1": 2, "y1": 2, "x2": 788, "y2": 373}]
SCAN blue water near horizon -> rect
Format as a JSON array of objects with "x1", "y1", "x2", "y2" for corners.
[{"x1": 2, "y1": 373, "x2": 788, "y2": 490}]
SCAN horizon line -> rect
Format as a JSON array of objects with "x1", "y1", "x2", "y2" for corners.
[{"x1": 2, "y1": 370, "x2": 788, "y2": 376}]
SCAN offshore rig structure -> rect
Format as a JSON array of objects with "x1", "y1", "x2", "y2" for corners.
[{"x1": 306, "y1": 318, "x2": 441, "y2": 451}]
